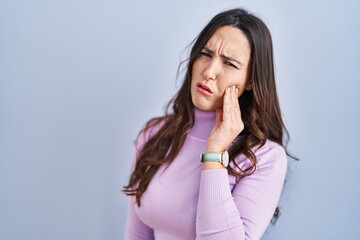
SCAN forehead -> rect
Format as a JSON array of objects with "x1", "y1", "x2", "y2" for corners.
[{"x1": 205, "y1": 26, "x2": 251, "y2": 58}]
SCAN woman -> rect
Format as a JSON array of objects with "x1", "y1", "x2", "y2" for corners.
[{"x1": 123, "y1": 8, "x2": 295, "y2": 240}]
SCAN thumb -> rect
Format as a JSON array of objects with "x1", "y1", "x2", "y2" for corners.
[
  {"x1": 214, "y1": 108, "x2": 223, "y2": 127},
  {"x1": 209, "y1": 108, "x2": 222, "y2": 136}
]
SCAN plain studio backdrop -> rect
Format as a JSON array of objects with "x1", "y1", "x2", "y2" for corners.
[{"x1": 1, "y1": 0, "x2": 359, "y2": 239}]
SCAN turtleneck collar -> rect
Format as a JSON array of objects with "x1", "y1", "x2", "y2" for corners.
[{"x1": 188, "y1": 107, "x2": 216, "y2": 140}]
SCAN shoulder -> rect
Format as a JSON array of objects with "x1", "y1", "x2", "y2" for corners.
[
  {"x1": 253, "y1": 139, "x2": 288, "y2": 176},
  {"x1": 255, "y1": 139, "x2": 287, "y2": 160},
  {"x1": 235, "y1": 139, "x2": 288, "y2": 174}
]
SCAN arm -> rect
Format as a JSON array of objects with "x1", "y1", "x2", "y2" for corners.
[
  {"x1": 196, "y1": 145, "x2": 287, "y2": 240},
  {"x1": 196, "y1": 86, "x2": 287, "y2": 239}
]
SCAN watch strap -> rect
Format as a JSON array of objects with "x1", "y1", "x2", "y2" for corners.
[{"x1": 200, "y1": 152, "x2": 222, "y2": 162}]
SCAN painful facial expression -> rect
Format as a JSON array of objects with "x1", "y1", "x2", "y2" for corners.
[{"x1": 191, "y1": 26, "x2": 252, "y2": 111}]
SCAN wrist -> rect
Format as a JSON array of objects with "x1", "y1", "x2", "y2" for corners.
[
  {"x1": 200, "y1": 150, "x2": 229, "y2": 168},
  {"x1": 203, "y1": 161, "x2": 224, "y2": 170},
  {"x1": 206, "y1": 143, "x2": 224, "y2": 153}
]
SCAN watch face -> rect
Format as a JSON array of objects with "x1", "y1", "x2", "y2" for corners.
[{"x1": 222, "y1": 150, "x2": 229, "y2": 167}]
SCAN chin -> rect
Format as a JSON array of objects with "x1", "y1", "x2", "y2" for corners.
[{"x1": 192, "y1": 100, "x2": 219, "y2": 111}]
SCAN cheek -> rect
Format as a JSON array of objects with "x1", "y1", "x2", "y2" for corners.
[
  {"x1": 190, "y1": 80, "x2": 196, "y2": 98},
  {"x1": 218, "y1": 82, "x2": 241, "y2": 94},
  {"x1": 192, "y1": 59, "x2": 202, "y2": 76},
  {"x1": 217, "y1": 80, "x2": 245, "y2": 98}
]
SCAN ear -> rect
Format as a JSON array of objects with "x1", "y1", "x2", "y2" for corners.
[{"x1": 245, "y1": 79, "x2": 253, "y2": 91}]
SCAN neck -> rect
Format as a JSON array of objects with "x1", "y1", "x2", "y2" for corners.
[{"x1": 188, "y1": 107, "x2": 216, "y2": 140}]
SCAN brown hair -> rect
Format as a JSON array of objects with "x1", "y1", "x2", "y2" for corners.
[{"x1": 123, "y1": 9, "x2": 297, "y2": 216}]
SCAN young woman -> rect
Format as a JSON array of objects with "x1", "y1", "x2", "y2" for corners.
[{"x1": 123, "y1": 8, "x2": 295, "y2": 240}]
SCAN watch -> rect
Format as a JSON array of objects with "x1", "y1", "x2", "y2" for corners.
[{"x1": 200, "y1": 150, "x2": 229, "y2": 168}]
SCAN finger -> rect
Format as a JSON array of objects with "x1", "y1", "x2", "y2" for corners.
[
  {"x1": 209, "y1": 108, "x2": 222, "y2": 136},
  {"x1": 233, "y1": 87, "x2": 241, "y2": 113},
  {"x1": 223, "y1": 87, "x2": 231, "y2": 121},
  {"x1": 224, "y1": 86, "x2": 239, "y2": 124},
  {"x1": 226, "y1": 86, "x2": 234, "y2": 106},
  {"x1": 231, "y1": 86, "x2": 237, "y2": 106},
  {"x1": 229, "y1": 86, "x2": 241, "y2": 124},
  {"x1": 229, "y1": 86, "x2": 239, "y2": 109},
  {"x1": 230, "y1": 86, "x2": 239, "y2": 120}
]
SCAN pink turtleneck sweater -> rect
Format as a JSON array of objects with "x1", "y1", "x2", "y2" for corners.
[{"x1": 125, "y1": 108, "x2": 287, "y2": 240}]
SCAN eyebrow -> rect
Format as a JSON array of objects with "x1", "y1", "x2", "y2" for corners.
[{"x1": 203, "y1": 47, "x2": 244, "y2": 66}]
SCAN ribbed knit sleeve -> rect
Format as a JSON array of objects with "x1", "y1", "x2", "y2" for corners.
[
  {"x1": 196, "y1": 143, "x2": 288, "y2": 240},
  {"x1": 196, "y1": 169, "x2": 245, "y2": 239}
]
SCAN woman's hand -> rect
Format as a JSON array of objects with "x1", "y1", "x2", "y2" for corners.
[{"x1": 206, "y1": 86, "x2": 244, "y2": 153}]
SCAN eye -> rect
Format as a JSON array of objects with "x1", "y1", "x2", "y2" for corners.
[
  {"x1": 199, "y1": 51, "x2": 211, "y2": 58},
  {"x1": 224, "y1": 61, "x2": 238, "y2": 69}
]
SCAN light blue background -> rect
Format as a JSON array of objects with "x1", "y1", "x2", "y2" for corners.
[{"x1": 1, "y1": 0, "x2": 359, "y2": 239}]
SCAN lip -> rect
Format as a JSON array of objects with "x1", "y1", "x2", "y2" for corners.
[{"x1": 196, "y1": 82, "x2": 213, "y2": 96}]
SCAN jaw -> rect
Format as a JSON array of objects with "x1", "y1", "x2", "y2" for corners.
[{"x1": 191, "y1": 92, "x2": 222, "y2": 111}]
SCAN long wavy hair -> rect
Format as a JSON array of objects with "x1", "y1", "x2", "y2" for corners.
[{"x1": 123, "y1": 9, "x2": 297, "y2": 220}]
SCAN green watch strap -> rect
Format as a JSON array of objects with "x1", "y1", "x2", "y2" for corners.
[{"x1": 200, "y1": 152, "x2": 222, "y2": 162}]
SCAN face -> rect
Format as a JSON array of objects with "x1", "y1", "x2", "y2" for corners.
[{"x1": 191, "y1": 26, "x2": 252, "y2": 111}]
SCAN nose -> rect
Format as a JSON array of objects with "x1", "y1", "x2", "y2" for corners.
[{"x1": 203, "y1": 59, "x2": 221, "y2": 81}]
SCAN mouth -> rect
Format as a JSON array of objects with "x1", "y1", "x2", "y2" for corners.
[{"x1": 196, "y1": 82, "x2": 213, "y2": 95}]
